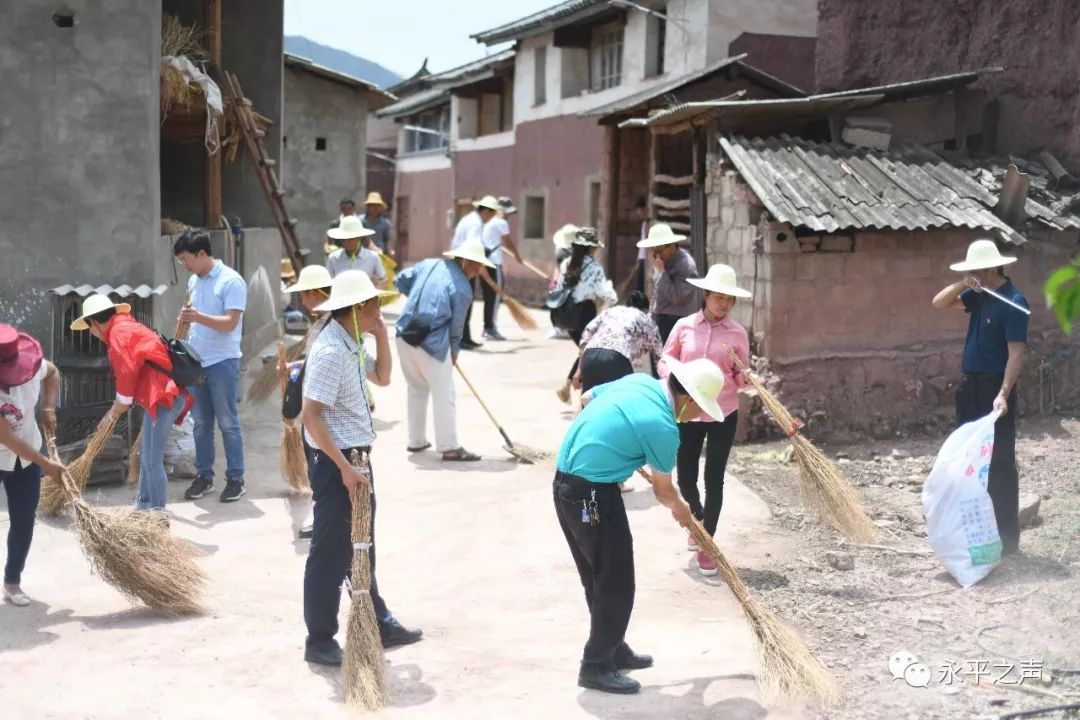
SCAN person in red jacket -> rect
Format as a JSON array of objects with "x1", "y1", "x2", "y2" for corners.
[{"x1": 71, "y1": 294, "x2": 192, "y2": 512}]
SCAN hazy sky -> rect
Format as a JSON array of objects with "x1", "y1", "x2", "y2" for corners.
[{"x1": 284, "y1": 0, "x2": 557, "y2": 78}]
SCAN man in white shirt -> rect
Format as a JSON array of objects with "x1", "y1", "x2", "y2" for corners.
[
  {"x1": 480, "y1": 197, "x2": 521, "y2": 341},
  {"x1": 326, "y1": 216, "x2": 388, "y2": 288},
  {"x1": 450, "y1": 195, "x2": 499, "y2": 349}
]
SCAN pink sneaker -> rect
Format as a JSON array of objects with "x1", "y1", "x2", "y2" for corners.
[
  {"x1": 687, "y1": 534, "x2": 698, "y2": 551},
  {"x1": 697, "y1": 550, "x2": 718, "y2": 576}
]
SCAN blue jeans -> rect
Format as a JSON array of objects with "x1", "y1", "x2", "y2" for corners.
[
  {"x1": 136, "y1": 395, "x2": 184, "y2": 510},
  {"x1": 2, "y1": 459, "x2": 41, "y2": 585},
  {"x1": 190, "y1": 358, "x2": 245, "y2": 483}
]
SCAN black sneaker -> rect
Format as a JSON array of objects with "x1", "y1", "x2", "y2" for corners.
[
  {"x1": 577, "y1": 665, "x2": 641, "y2": 694},
  {"x1": 184, "y1": 475, "x2": 213, "y2": 500},
  {"x1": 482, "y1": 328, "x2": 507, "y2": 341},
  {"x1": 460, "y1": 339, "x2": 482, "y2": 350},
  {"x1": 220, "y1": 479, "x2": 246, "y2": 503}
]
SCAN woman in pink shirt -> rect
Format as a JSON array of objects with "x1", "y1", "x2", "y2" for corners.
[{"x1": 658, "y1": 264, "x2": 751, "y2": 576}]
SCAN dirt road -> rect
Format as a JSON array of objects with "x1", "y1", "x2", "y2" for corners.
[{"x1": 0, "y1": 304, "x2": 807, "y2": 720}]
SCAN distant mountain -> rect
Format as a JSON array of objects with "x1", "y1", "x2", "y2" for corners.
[{"x1": 283, "y1": 36, "x2": 402, "y2": 89}]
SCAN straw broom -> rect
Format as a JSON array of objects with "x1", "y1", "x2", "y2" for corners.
[
  {"x1": 39, "y1": 409, "x2": 123, "y2": 516},
  {"x1": 129, "y1": 292, "x2": 194, "y2": 484},
  {"x1": 479, "y1": 269, "x2": 538, "y2": 331},
  {"x1": 342, "y1": 449, "x2": 389, "y2": 710},
  {"x1": 687, "y1": 516, "x2": 839, "y2": 704},
  {"x1": 45, "y1": 430, "x2": 207, "y2": 614},
  {"x1": 248, "y1": 332, "x2": 306, "y2": 405},
  {"x1": 277, "y1": 343, "x2": 309, "y2": 492},
  {"x1": 726, "y1": 348, "x2": 877, "y2": 542}
]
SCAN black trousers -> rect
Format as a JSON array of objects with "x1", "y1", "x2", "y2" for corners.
[
  {"x1": 304, "y1": 447, "x2": 391, "y2": 650},
  {"x1": 463, "y1": 277, "x2": 478, "y2": 343},
  {"x1": 481, "y1": 264, "x2": 503, "y2": 331},
  {"x1": 2, "y1": 459, "x2": 41, "y2": 585},
  {"x1": 656, "y1": 313, "x2": 681, "y2": 344},
  {"x1": 553, "y1": 471, "x2": 635, "y2": 671},
  {"x1": 634, "y1": 259, "x2": 645, "y2": 294},
  {"x1": 956, "y1": 375, "x2": 1020, "y2": 553},
  {"x1": 580, "y1": 348, "x2": 633, "y2": 393},
  {"x1": 566, "y1": 301, "x2": 599, "y2": 380},
  {"x1": 676, "y1": 414, "x2": 738, "y2": 537}
]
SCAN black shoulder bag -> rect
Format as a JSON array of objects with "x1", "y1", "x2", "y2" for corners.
[
  {"x1": 398, "y1": 262, "x2": 438, "y2": 347},
  {"x1": 147, "y1": 332, "x2": 206, "y2": 387}
]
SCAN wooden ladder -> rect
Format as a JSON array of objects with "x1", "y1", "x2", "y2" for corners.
[{"x1": 220, "y1": 70, "x2": 308, "y2": 272}]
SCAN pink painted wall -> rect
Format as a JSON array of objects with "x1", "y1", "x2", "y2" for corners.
[{"x1": 394, "y1": 166, "x2": 454, "y2": 263}]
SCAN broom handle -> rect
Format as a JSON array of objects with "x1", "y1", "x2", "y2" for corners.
[
  {"x1": 42, "y1": 430, "x2": 79, "y2": 499},
  {"x1": 511, "y1": 253, "x2": 549, "y2": 281},
  {"x1": 453, "y1": 362, "x2": 515, "y2": 448},
  {"x1": 479, "y1": 269, "x2": 508, "y2": 298},
  {"x1": 276, "y1": 342, "x2": 288, "y2": 394},
  {"x1": 974, "y1": 280, "x2": 1032, "y2": 315},
  {"x1": 175, "y1": 292, "x2": 192, "y2": 340}
]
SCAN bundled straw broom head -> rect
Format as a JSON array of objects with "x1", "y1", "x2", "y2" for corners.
[
  {"x1": 74, "y1": 501, "x2": 206, "y2": 615},
  {"x1": 248, "y1": 337, "x2": 305, "y2": 405},
  {"x1": 688, "y1": 520, "x2": 839, "y2": 706},
  {"x1": 502, "y1": 295, "x2": 539, "y2": 331},
  {"x1": 280, "y1": 421, "x2": 310, "y2": 492}
]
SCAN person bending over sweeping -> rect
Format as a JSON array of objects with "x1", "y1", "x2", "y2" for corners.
[
  {"x1": 658, "y1": 263, "x2": 752, "y2": 576},
  {"x1": 72, "y1": 294, "x2": 193, "y2": 514},
  {"x1": 553, "y1": 358, "x2": 727, "y2": 694},
  {"x1": 571, "y1": 290, "x2": 662, "y2": 393},
  {"x1": 301, "y1": 270, "x2": 421, "y2": 667},
  {"x1": 0, "y1": 324, "x2": 64, "y2": 607}
]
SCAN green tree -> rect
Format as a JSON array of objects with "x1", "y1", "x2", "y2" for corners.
[{"x1": 1045, "y1": 259, "x2": 1080, "y2": 333}]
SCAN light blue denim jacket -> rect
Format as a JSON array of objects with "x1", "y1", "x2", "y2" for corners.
[{"x1": 395, "y1": 258, "x2": 471, "y2": 361}]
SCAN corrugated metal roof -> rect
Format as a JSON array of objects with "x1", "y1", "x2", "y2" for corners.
[
  {"x1": 51, "y1": 284, "x2": 169, "y2": 298},
  {"x1": 619, "y1": 94, "x2": 883, "y2": 130},
  {"x1": 719, "y1": 135, "x2": 1027, "y2": 244},
  {"x1": 945, "y1": 153, "x2": 1080, "y2": 231},
  {"x1": 283, "y1": 53, "x2": 397, "y2": 108},
  {"x1": 816, "y1": 67, "x2": 1004, "y2": 102},
  {"x1": 472, "y1": 0, "x2": 608, "y2": 45}
]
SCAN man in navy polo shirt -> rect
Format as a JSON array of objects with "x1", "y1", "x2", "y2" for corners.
[{"x1": 933, "y1": 239, "x2": 1029, "y2": 554}]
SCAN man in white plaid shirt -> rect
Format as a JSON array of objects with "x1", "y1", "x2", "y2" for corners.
[{"x1": 300, "y1": 270, "x2": 423, "y2": 667}]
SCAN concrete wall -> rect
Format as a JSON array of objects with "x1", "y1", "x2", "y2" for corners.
[
  {"x1": 221, "y1": 0, "x2": 283, "y2": 228},
  {"x1": 816, "y1": 0, "x2": 1080, "y2": 167},
  {"x1": 0, "y1": 0, "x2": 161, "y2": 350},
  {"x1": 394, "y1": 157, "x2": 454, "y2": 263},
  {"x1": 282, "y1": 66, "x2": 369, "y2": 260},
  {"x1": 728, "y1": 32, "x2": 816, "y2": 91},
  {"x1": 705, "y1": 161, "x2": 1080, "y2": 435}
]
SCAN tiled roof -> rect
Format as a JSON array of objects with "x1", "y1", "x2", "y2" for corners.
[
  {"x1": 51, "y1": 284, "x2": 168, "y2": 298},
  {"x1": 376, "y1": 50, "x2": 514, "y2": 119},
  {"x1": 719, "y1": 135, "x2": 1027, "y2": 243},
  {"x1": 472, "y1": 0, "x2": 609, "y2": 45},
  {"x1": 283, "y1": 53, "x2": 397, "y2": 108}
]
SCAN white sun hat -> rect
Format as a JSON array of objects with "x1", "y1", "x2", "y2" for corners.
[
  {"x1": 667, "y1": 357, "x2": 727, "y2": 422},
  {"x1": 313, "y1": 270, "x2": 393, "y2": 313},
  {"x1": 949, "y1": 239, "x2": 1018, "y2": 272},
  {"x1": 552, "y1": 224, "x2": 578, "y2": 251},
  {"x1": 70, "y1": 293, "x2": 132, "y2": 331},
  {"x1": 284, "y1": 265, "x2": 333, "y2": 294},
  {"x1": 636, "y1": 223, "x2": 686, "y2": 248},
  {"x1": 688, "y1": 263, "x2": 752, "y2": 298},
  {"x1": 444, "y1": 235, "x2": 496, "y2": 269},
  {"x1": 327, "y1": 215, "x2": 376, "y2": 241},
  {"x1": 472, "y1": 195, "x2": 501, "y2": 211}
]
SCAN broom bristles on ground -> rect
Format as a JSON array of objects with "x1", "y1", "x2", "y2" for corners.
[
  {"x1": 44, "y1": 432, "x2": 206, "y2": 614},
  {"x1": 506, "y1": 443, "x2": 553, "y2": 465},
  {"x1": 127, "y1": 425, "x2": 144, "y2": 485},
  {"x1": 688, "y1": 518, "x2": 839, "y2": 705},
  {"x1": 342, "y1": 450, "x2": 389, "y2": 709},
  {"x1": 729, "y1": 349, "x2": 877, "y2": 542},
  {"x1": 501, "y1": 294, "x2": 539, "y2": 331}
]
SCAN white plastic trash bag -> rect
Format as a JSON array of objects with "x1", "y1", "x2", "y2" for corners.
[
  {"x1": 164, "y1": 415, "x2": 197, "y2": 479},
  {"x1": 922, "y1": 411, "x2": 1003, "y2": 587}
]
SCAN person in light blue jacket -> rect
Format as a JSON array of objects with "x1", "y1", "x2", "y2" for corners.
[{"x1": 395, "y1": 235, "x2": 494, "y2": 461}]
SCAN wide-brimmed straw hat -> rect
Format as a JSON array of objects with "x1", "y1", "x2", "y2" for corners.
[
  {"x1": 280, "y1": 258, "x2": 296, "y2": 280},
  {"x1": 498, "y1": 196, "x2": 517, "y2": 215},
  {"x1": 70, "y1": 293, "x2": 132, "y2": 331},
  {"x1": 637, "y1": 223, "x2": 686, "y2": 249},
  {"x1": 364, "y1": 192, "x2": 387, "y2": 208},
  {"x1": 444, "y1": 235, "x2": 496, "y2": 269},
  {"x1": 0, "y1": 324, "x2": 43, "y2": 387},
  {"x1": 688, "y1": 263, "x2": 752, "y2": 298},
  {"x1": 552, "y1": 224, "x2": 578, "y2": 251},
  {"x1": 284, "y1": 265, "x2": 333, "y2": 294},
  {"x1": 667, "y1": 357, "x2": 727, "y2": 422},
  {"x1": 949, "y1": 239, "x2": 1018, "y2": 272},
  {"x1": 327, "y1": 215, "x2": 376, "y2": 241},
  {"x1": 314, "y1": 270, "x2": 394, "y2": 313},
  {"x1": 571, "y1": 226, "x2": 603, "y2": 248},
  {"x1": 472, "y1": 195, "x2": 501, "y2": 212}
]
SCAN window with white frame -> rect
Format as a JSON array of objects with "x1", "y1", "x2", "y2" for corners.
[
  {"x1": 590, "y1": 22, "x2": 624, "y2": 91},
  {"x1": 404, "y1": 105, "x2": 450, "y2": 154}
]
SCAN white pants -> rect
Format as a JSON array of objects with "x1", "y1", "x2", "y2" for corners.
[{"x1": 396, "y1": 337, "x2": 458, "y2": 452}]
